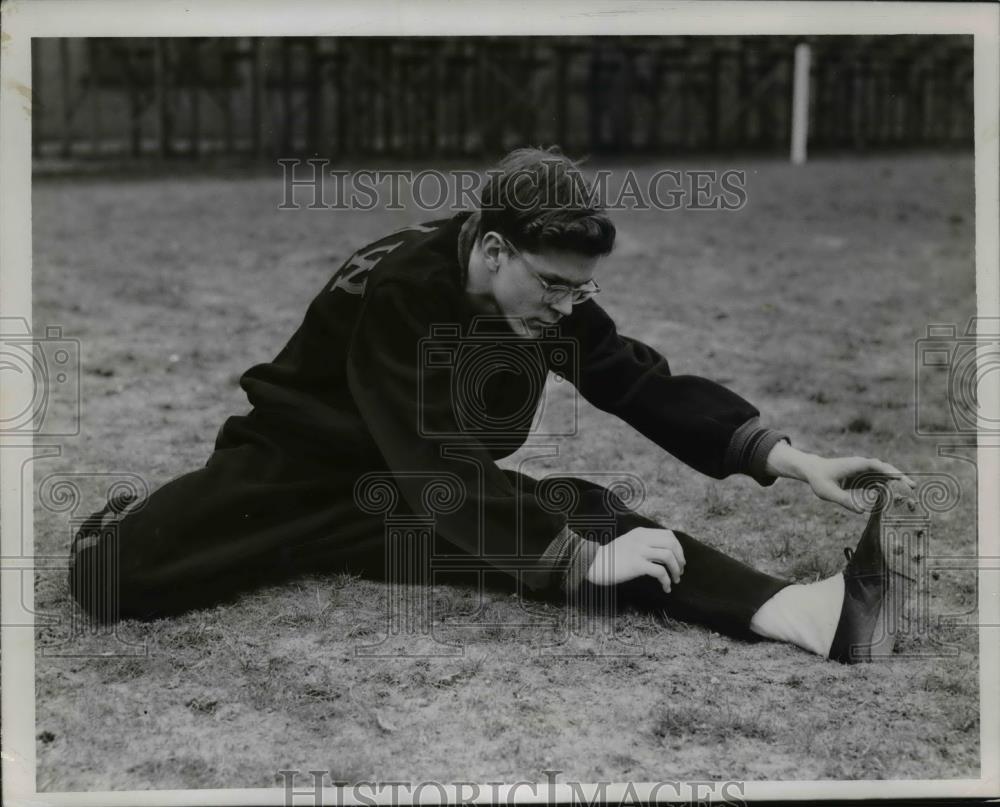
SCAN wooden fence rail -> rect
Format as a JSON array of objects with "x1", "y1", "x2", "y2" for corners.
[{"x1": 31, "y1": 35, "x2": 974, "y2": 161}]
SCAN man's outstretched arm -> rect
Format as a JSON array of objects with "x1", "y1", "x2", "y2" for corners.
[
  {"x1": 559, "y1": 300, "x2": 913, "y2": 505},
  {"x1": 763, "y1": 440, "x2": 916, "y2": 513},
  {"x1": 557, "y1": 299, "x2": 789, "y2": 485}
]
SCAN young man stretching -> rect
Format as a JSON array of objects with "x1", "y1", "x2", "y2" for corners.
[{"x1": 70, "y1": 148, "x2": 915, "y2": 663}]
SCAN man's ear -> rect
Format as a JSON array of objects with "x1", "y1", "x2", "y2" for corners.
[{"x1": 480, "y1": 231, "x2": 504, "y2": 273}]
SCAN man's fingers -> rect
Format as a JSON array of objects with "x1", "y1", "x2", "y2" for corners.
[
  {"x1": 646, "y1": 547, "x2": 682, "y2": 584},
  {"x1": 644, "y1": 562, "x2": 672, "y2": 594},
  {"x1": 819, "y1": 481, "x2": 865, "y2": 513},
  {"x1": 842, "y1": 489, "x2": 866, "y2": 513},
  {"x1": 846, "y1": 455, "x2": 874, "y2": 472},
  {"x1": 872, "y1": 459, "x2": 917, "y2": 489},
  {"x1": 668, "y1": 533, "x2": 686, "y2": 570},
  {"x1": 851, "y1": 457, "x2": 916, "y2": 489},
  {"x1": 647, "y1": 530, "x2": 686, "y2": 570},
  {"x1": 829, "y1": 493, "x2": 861, "y2": 513}
]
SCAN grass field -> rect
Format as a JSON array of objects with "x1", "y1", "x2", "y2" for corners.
[{"x1": 30, "y1": 154, "x2": 980, "y2": 790}]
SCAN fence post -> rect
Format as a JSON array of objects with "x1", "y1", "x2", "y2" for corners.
[
  {"x1": 555, "y1": 44, "x2": 568, "y2": 150},
  {"x1": 189, "y1": 41, "x2": 202, "y2": 157},
  {"x1": 280, "y1": 39, "x2": 293, "y2": 155},
  {"x1": 221, "y1": 46, "x2": 235, "y2": 154},
  {"x1": 333, "y1": 41, "x2": 349, "y2": 158},
  {"x1": 59, "y1": 39, "x2": 72, "y2": 158},
  {"x1": 587, "y1": 45, "x2": 603, "y2": 152},
  {"x1": 709, "y1": 47, "x2": 722, "y2": 149},
  {"x1": 790, "y1": 42, "x2": 811, "y2": 164},
  {"x1": 155, "y1": 40, "x2": 173, "y2": 158},
  {"x1": 250, "y1": 37, "x2": 264, "y2": 158},
  {"x1": 306, "y1": 39, "x2": 321, "y2": 155},
  {"x1": 86, "y1": 41, "x2": 101, "y2": 157},
  {"x1": 378, "y1": 45, "x2": 390, "y2": 154}
]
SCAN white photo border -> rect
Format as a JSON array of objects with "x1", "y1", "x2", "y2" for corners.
[{"x1": 2, "y1": 0, "x2": 998, "y2": 803}]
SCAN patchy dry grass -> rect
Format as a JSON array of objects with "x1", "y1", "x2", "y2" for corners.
[{"x1": 31, "y1": 154, "x2": 978, "y2": 789}]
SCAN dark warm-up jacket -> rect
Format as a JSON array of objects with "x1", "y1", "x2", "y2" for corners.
[{"x1": 227, "y1": 212, "x2": 788, "y2": 597}]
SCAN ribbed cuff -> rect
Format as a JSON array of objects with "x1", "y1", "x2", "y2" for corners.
[
  {"x1": 561, "y1": 530, "x2": 601, "y2": 594},
  {"x1": 522, "y1": 524, "x2": 601, "y2": 594},
  {"x1": 723, "y1": 418, "x2": 791, "y2": 487}
]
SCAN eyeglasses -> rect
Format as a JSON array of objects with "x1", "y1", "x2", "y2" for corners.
[{"x1": 502, "y1": 239, "x2": 601, "y2": 306}]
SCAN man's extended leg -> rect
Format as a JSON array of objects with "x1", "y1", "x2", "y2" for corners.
[
  {"x1": 509, "y1": 471, "x2": 899, "y2": 662},
  {"x1": 507, "y1": 471, "x2": 792, "y2": 641},
  {"x1": 69, "y1": 432, "x2": 388, "y2": 621}
]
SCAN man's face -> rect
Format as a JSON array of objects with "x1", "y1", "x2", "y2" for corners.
[{"x1": 484, "y1": 233, "x2": 602, "y2": 338}]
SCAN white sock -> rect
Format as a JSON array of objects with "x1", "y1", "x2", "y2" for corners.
[{"x1": 749, "y1": 573, "x2": 846, "y2": 657}]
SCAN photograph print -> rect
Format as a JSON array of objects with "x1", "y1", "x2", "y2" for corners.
[{"x1": 3, "y1": 3, "x2": 997, "y2": 802}]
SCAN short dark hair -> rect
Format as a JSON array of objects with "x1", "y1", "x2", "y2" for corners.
[{"x1": 478, "y1": 146, "x2": 615, "y2": 257}]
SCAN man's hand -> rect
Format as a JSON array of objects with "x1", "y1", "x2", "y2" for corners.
[
  {"x1": 585, "y1": 527, "x2": 686, "y2": 593},
  {"x1": 765, "y1": 441, "x2": 916, "y2": 513},
  {"x1": 800, "y1": 455, "x2": 916, "y2": 513}
]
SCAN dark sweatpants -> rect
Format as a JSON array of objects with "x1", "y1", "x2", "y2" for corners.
[{"x1": 68, "y1": 447, "x2": 790, "y2": 639}]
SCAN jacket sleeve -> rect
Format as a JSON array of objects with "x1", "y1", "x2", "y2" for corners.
[
  {"x1": 559, "y1": 300, "x2": 789, "y2": 486},
  {"x1": 346, "y1": 281, "x2": 598, "y2": 594}
]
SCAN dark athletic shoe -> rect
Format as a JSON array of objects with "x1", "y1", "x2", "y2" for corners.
[
  {"x1": 68, "y1": 490, "x2": 139, "y2": 623},
  {"x1": 829, "y1": 485, "x2": 916, "y2": 664}
]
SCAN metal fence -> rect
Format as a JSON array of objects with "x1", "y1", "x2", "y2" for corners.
[{"x1": 32, "y1": 35, "x2": 974, "y2": 161}]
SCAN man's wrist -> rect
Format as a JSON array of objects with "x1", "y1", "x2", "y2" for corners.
[
  {"x1": 723, "y1": 420, "x2": 791, "y2": 486},
  {"x1": 764, "y1": 441, "x2": 816, "y2": 481}
]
